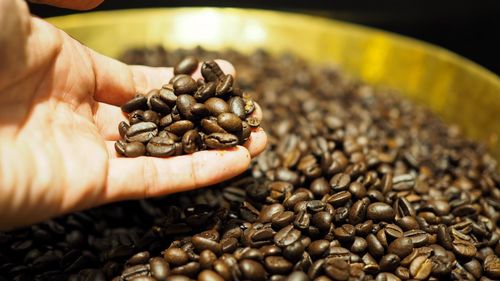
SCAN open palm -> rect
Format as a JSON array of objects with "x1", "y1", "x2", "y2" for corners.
[{"x1": 0, "y1": 0, "x2": 266, "y2": 230}]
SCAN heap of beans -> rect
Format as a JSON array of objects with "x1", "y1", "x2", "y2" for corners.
[
  {"x1": 0, "y1": 47, "x2": 498, "y2": 281},
  {"x1": 115, "y1": 58, "x2": 257, "y2": 158}
]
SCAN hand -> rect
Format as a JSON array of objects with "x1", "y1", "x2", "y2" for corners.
[{"x1": 0, "y1": 0, "x2": 267, "y2": 230}]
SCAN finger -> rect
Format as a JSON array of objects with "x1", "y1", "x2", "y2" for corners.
[
  {"x1": 88, "y1": 49, "x2": 173, "y2": 106},
  {"x1": 244, "y1": 128, "x2": 268, "y2": 157},
  {"x1": 93, "y1": 102, "x2": 127, "y2": 140},
  {"x1": 104, "y1": 146, "x2": 251, "y2": 202},
  {"x1": 28, "y1": 0, "x2": 104, "y2": 10}
]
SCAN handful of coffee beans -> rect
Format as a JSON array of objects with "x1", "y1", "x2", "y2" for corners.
[{"x1": 115, "y1": 58, "x2": 258, "y2": 157}]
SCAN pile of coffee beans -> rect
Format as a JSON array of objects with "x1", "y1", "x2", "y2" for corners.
[
  {"x1": 0, "y1": 47, "x2": 498, "y2": 281},
  {"x1": 115, "y1": 58, "x2": 257, "y2": 157}
]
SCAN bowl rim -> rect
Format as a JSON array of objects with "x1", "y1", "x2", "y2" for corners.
[{"x1": 47, "y1": 7, "x2": 499, "y2": 84}]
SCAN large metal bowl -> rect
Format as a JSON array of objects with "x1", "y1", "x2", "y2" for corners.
[{"x1": 47, "y1": 8, "x2": 500, "y2": 159}]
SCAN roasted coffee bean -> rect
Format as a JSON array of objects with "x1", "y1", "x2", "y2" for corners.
[
  {"x1": 159, "y1": 85, "x2": 178, "y2": 106},
  {"x1": 259, "y1": 204, "x2": 285, "y2": 223},
  {"x1": 228, "y1": 96, "x2": 246, "y2": 119},
  {"x1": 143, "y1": 110, "x2": 160, "y2": 124},
  {"x1": 409, "y1": 255, "x2": 432, "y2": 280},
  {"x1": 239, "y1": 259, "x2": 267, "y2": 281},
  {"x1": 204, "y1": 133, "x2": 239, "y2": 149},
  {"x1": 216, "y1": 75, "x2": 234, "y2": 96},
  {"x1": 149, "y1": 95, "x2": 171, "y2": 114},
  {"x1": 287, "y1": 271, "x2": 309, "y2": 281},
  {"x1": 126, "y1": 251, "x2": 150, "y2": 266},
  {"x1": 115, "y1": 139, "x2": 127, "y2": 155},
  {"x1": 380, "y1": 254, "x2": 400, "y2": 272},
  {"x1": 166, "y1": 275, "x2": 191, "y2": 281},
  {"x1": 201, "y1": 118, "x2": 228, "y2": 134},
  {"x1": 205, "y1": 98, "x2": 230, "y2": 116},
  {"x1": 349, "y1": 198, "x2": 369, "y2": 225},
  {"x1": 198, "y1": 269, "x2": 225, "y2": 281},
  {"x1": 217, "y1": 113, "x2": 243, "y2": 133},
  {"x1": 164, "y1": 248, "x2": 189, "y2": 266},
  {"x1": 330, "y1": 173, "x2": 351, "y2": 192},
  {"x1": 177, "y1": 94, "x2": 197, "y2": 120},
  {"x1": 265, "y1": 256, "x2": 293, "y2": 274},
  {"x1": 311, "y1": 212, "x2": 332, "y2": 231},
  {"x1": 150, "y1": 257, "x2": 169, "y2": 280},
  {"x1": 192, "y1": 236, "x2": 222, "y2": 256},
  {"x1": 484, "y1": 254, "x2": 500, "y2": 279},
  {"x1": 122, "y1": 95, "x2": 148, "y2": 113},
  {"x1": 174, "y1": 56, "x2": 199, "y2": 75},
  {"x1": 124, "y1": 142, "x2": 146, "y2": 157},
  {"x1": 182, "y1": 130, "x2": 202, "y2": 154},
  {"x1": 451, "y1": 238, "x2": 477, "y2": 258},
  {"x1": 118, "y1": 121, "x2": 130, "y2": 138},
  {"x1": 194, "y1": 82, "x2": 217, "y2": 102},
  {"x1": 173, "y1": 75, "x2": 198, "y2": 95},
  {"x1": 367, "y1": 234, "x2": 385, "y2": 257},
  {"x1": 388, "y1": 237, "x2": 414, "y2": 259},
  {"x1": 274, "y1": 225, "x2": 301, "y2": 247},
  {"x1": 126, "y1": 122, "x2": 158, "y2": 143},
  {"x1": 272, "y1": 211, "x2": 295, "y2": 229},
  {"x1": 200, "y1": 60, "x2": 224, "y2": 82},
  {"x1": 167, "y1": 120, "x2": 195, "y2": 136},
  {"x1": 129, "y1": 109, "x2": 145, "y2": 125},
  {"x1": 199, "y1": 250, "x2": 218, "y2": 269},
  {"x1": 191, "y1": 103, "x2": 210, "y2": 118},
  {"x1": 283, "y1": 240, "x2": 305, "y2": 261},
  {"x1": 367, "y1": 203, "x2": 395, "y2": 221},
  {"x1": 351, "y1": 237, "x2": 368, "y2": 253},
  {"x1": 333, "y1": 224, "x2": 356, "y2": 242},
  {"x1": 324, "y1": 258, "x2": 349, "y2": 281},
  {"x1": 146, "y1": 136, "x2": 176, "y2": 157},
  {"x1": 326, "y1": 191, "x2": 351, "y2": 208},
  {"x1": 247, "y1": 116, "x2": 261, "y2": 127}
]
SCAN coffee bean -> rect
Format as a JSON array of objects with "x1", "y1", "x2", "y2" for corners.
[
  {"x1": 380, "y1": 254, "x2": 400, "y2": 272},
  {"x1": 348, "y1": 182, "x2": 366, "y2": 199},
  {"x1": 143, "y1": 110, "x2": 160, "y2": 124},
  {"x1": 124, "y1": 142, "x2": 146, "y2": 157},
  {"x1": 171, "y1": 261, "x2": 200, "y2": 278},
  {"x1": 122, "y1": 95, "x2": 148, "y2": 113},
  {"x1": 451, "y1": 238, "x2": 477, "y2": 258},
  {"x1": 149, "y1": 257, "x2": 169, "y2": 280},
  {"x1": 283, "y1": 241, "x2": 305, "y2": 261},
  {"x1": 484, "y1": 254, "x2": 500, "y2": 279},
  {"x1": 274, "y1": 225, "x2": 301, "y2": 247},
  {"x1": 176, "y1": 94, "x2": 197, "y2": 120},
  {"x1": 159, "y1": 85, "x2": 178, "y2": 106},
  {"x1": 272, "y1": 211, "x2": 295, "y2": 229},
  {"x1": 146, "y1": 136, "x2": 175, "y2": 157},
  {"x1": 333, "y1": 224, "x2": 355, "y2": 242},
  {"x1": 167, "y1": 120, "x2": 195, "y2": 136},
  {"x1": 204, "y1": 98, "x2": 230, "y2": 116},
  {"x1": 200, "y1": 118, "x2": 228, "y2": 134},
  {"x1": 198, "y1": 269, "x2": 225, "y2": 281},
  {"x1": 259, "y1": 204, "x2": 285, "y2": 223},
  {"x1": 201, "y1": 60, "x2": 225, "y2": 82},
  {"x1": 287, "y1": 271, "x2": 309, "y2": 281},
  {"x1": 311, "y1": 212, "x2": 332, "y2": 231},
  {"x1": 126, "y1": 122, "x2": 158, "y2": 143},
  {"x1": 246, "y1": 116, "x2": 261, "y2": 127},
  {"x1": 239, "y1": 259, "x2": 267, "y2": 281},
  {"x1": 330, "y1": 173, "x2": 351, "y2": 192},
  {"x1": 388, "y1": 237, "x2": 414, "y2": 259},
  {"x1": 192, "y1": 236, "x2": 222, "y2": 256},
  {"x1": 324, "y1": 258, "x2": 349, "y2": 281},
  {"x1": 404, "y1": 230, "x2": 429, "y2": 247},
  {"x1": 265, "y1": 256, "x2": 293, "y2": 274},
  {"x1": 121, "y1": 264, "x2": 150, "y2": 280},
  {"x1": 349, "y1": 198, "x2": 369, "y2": 225},
  {"x1": 228, "y1": 96, "x2": 246, "y2": 119},
  {"x1": 173, "y1": 75, "x2": 198, "y2": 95},
  {"x1": 367, "y1": 203, "x2": 395, "y2": 221},
  {"x1": 216, "y1": 75, "x2": 234, "y2": 96},
  {"x1": 191, "y1": 103, "x2": 210, "y2": 118},
  {"x1": 194, "y1": 82, "x2": 216, "y2": 102},
  {"x1": 326, "y1": 191, "x2": 351, "y2": 208},
  {"x1": 409, "y1": 255, "x2": 432, "y2": 280},
  {"x1": 118, "y1": 121, "x2": 130, "y2": 138},
  {"x1": 126, "y1": 251, "x2": 150, "y2": 266},
  {"x1": 166, "y1": 275, "x2": 191, "y2": 281},
  {"x1": 367, "y1": 234, "x2": 385, "y2": 257},
  {"x1": 182, "y1": 130, "x2": 201, "y2": 154},
  {"x1": 164, "y1": 248, "x2": 189, "y2": 266},
  {"x1": 204, "y1": 133, "x2": 239, "y2": 149},
  {"x1": 149, "y1": 95, "x2": 171, "y2": 114},
  {"x1": 174, "y1": 56, "x2": 199, "y2": 75}
]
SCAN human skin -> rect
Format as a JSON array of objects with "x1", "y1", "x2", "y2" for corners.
[{"x1": 0, "y1": 0, "x2": 267, "y2": 230}]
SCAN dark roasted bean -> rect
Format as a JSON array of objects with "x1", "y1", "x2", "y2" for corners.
[
  {"x1": 122, "y1": 95, "x2": 148, "y2": 113},
  {"x1": 126, "y1": 122, "x2": 158, "y2": 142},
  {"x1": 204, "y1": 133, "x2": 239, "y2": 149},
  {"x1": 174, "y1": 56, "x2": 198, "y2": 75},
  {"x1": 173, "y1": 75, "x2": 198, "y2": 95}
]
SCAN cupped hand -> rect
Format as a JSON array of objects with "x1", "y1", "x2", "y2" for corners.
[{"x1": 0, "y1": 0, "x2": 267, "y2": 230}]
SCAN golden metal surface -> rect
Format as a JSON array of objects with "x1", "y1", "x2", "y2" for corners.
[{"x1": 47, "y1": 8, "x2": 500, "y2": 159}]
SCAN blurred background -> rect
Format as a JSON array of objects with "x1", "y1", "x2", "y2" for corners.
[{"x1": 29, "y1": 0, "x2": 500, "y2": 74}]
